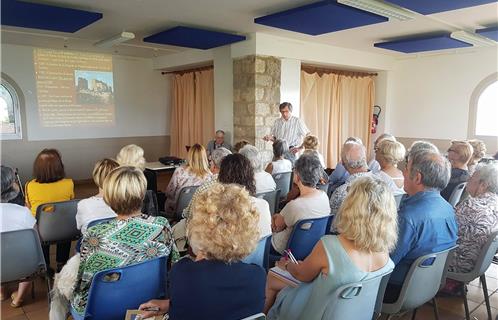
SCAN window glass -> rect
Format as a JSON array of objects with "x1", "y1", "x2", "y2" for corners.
[
  {"x1": 0, "y1": 80, "x2": 22, "y2": 139},
  {"x1": 475, "y1": 80, "x2": 498, "y2": 137}
]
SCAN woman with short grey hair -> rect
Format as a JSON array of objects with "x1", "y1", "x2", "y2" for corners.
[
  {"x1": 0, "y1": 166, "x2": 37, "y2": 307},
  {"x1": 240, "y1": 145, "x2": 276, "y2": 193},
  {"x1": 448, "y1": 162, "x2": 498, "y2": 276}
]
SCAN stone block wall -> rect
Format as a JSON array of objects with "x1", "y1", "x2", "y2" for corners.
[{"x1": 233, "y1": 55, "x2": 281, "y2": 165}]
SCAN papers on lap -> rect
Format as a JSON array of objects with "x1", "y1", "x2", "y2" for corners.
[{"x1": 269, "y1": 266, "x2": 301, "y2": 287}]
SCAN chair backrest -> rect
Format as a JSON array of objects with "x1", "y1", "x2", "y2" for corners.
[
  {"x1": 255, "y1": 189, "x2": 281, "y2": 215},
  {"x1": 324, "y1": 270, "x2": 393, "y2": 320},
  {"x1": 287, "y1": 216, "x2": 330, "y2": 260},
  {"x1": 240, "y1": 313, "x2": 266, "y2": 320},
  {"x1": 36, "y1": 199, "x2": 80, "y2": 243},
  {"x1": 84, "y1": 256, "x2": 168, "y2": 319},
  {"x1": 448, "y1": 182, "x2": 467, "y2": 207},
  {"x1": 386, "y1": 246, "x2": 455, "y2": 312},
  {"x1": 272, "y1": 172, "x2": 292, "y2": 199},
  {"x1": 1, "y1": 228, "x2": 46, "y2": 283},
  {"x1": 242, "y1": 236, "x2": 270, "y2": 269},
  {"x1": 325, "y1": 215, "x2": 335, "y2": 235},
  {"x1": 448, "y1": 231, "x2": 498, "y2": 283},
  {"x1": 174, "y1": 185, "x2": 199, "y2": 220},
  {"x1": 142, "y1": 190, "x2": 159, "y2": 216}
]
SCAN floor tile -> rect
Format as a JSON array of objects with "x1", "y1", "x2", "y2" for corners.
[
  {"x1": 469, "y1": 304, "x2": 498, "y2": 319},
  {"x1": 396, "y1": 302, "x2": 463, "y2": 320},
  {"x1": 437, "y1": 296, "x2": 481, "y2": 315},
  {"x1": 2, "y1": 314, "x2": 30, "y2": 320},
  {"x1": 467, "y1": 284, "x2": 494, "y2": 303},
  {"x1": 26, "y1": 307, "x2": 49, "y2": 320}
]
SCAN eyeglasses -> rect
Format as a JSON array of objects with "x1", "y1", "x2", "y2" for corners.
[{"x1": 478, "y1": 157, "x2": 497, "y2": 164}]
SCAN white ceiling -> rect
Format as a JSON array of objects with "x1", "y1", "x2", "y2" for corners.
[{"x1": 1, "y1": 0, "x2": 497, "y2": 58}]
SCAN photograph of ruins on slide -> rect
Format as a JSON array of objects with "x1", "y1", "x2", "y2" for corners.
[{"x1": 75, "y1": 70, "x2": 114, "y2": 106}]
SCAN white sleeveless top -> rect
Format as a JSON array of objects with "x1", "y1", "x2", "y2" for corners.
[{"x1": 271, "y1": 159, "x2": 292, "y2": 174}]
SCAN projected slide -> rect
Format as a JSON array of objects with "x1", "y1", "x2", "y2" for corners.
[{"x1": 34, "y1": 49, "x2": 115, "y2": 127}]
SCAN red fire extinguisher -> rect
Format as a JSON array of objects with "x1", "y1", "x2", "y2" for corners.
[{"x1": 371, "y1": 105, "x2": 382, "y2": 134}]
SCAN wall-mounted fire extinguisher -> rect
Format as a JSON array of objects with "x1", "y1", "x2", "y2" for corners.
[{"x1": 371, "y1": 105, "x2": 382, "y2": 134}]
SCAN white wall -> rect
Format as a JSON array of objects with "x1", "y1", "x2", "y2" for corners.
[
  {"x1": 280, "y1": 58, "x2": 301, "y2": 116},
  {"x1": 389, "y1": 48, "x2": 498, "y2": 140},
  {"x1": 213, "y1": 46, "x2": 234, "y2": 143},
  {"x1": 2, "y1": 44, "x2": 170, "y2": 141}
]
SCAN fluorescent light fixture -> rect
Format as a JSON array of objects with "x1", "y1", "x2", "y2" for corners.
[
  {"x1": 450, "y1": 30, "x2": 497, "y2": 47},
  {"x1": 338, "y1": 0, "x2": 416, "y2": 21},
  {"x1": 94, "y1": 32, "x2": 135, "y2": 48}
]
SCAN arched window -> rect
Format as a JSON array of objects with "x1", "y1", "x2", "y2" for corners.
[
  {"x1": 469, "y1": 73, "x2": 498, "y2": 151},
  {"x1": 0, "y1": 76, "x2": 22, "y2": 140}
]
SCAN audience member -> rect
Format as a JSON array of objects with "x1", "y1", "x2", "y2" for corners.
[
  {"x1": 300, "y1": 135, "x2": 325, "y2": 168},
  {"x1": 449, "y1": 162, "x2": 498, "y2": 273},
  {"x1": 233, "y1": 140, "x2": 249, "y2": 153},
  {"x1": 441, "y1": 140, "x2": 473, "y2": 201},
  {"x1": 375, "y1": 140, "x2": 406, "y2": 194},
  {"x1": 265, "y1": 176, "x2": 397, "y2": 318},
  {"x1": 116, "y1": 144, "x2": 145, "y2": 170},
  {"x1": 271, "y1": 153, "x2": 330, "y2": 254},
  {"x1": 407, "y1": 140, "x2": 439, "y2": 156},
  {"x1": 266, "y1": 139, "x2": 292, "y2": 174},
  {"x1": 139, "y1": 183, "x2": 266, "y2": 320},
  {"x1": 467, "y1": 139, "x2": 487, "y2": 175},
  {"x1": 240, "y1": 145, "x2": 276, "y2": 194},
  {"x1": 328, "y1": 137, "x2": 363, "y2": 190},
  {"x1": 329, "y1": 142, "x2": 372, "y2": 217},
  {"x1": 384, "y1": 148, "x2": 457, "y2": 302},
  {"x1": 0, "y1": 166, "x2": 37, "y2": 308},
  {"x1": 71, "y1": 166, "x2": 178, "y2": 315},
  {"x1": 164, "y1": 144, "x2": 212, "y2": 214},
  {"x1": 369, "y1": 133, "x2": 396, "y2": 173},
  {"x1": 208, "y1": 147, "x2": 232, "y2": 177},
  {"x1": 494, "y1": 151, "x2": 498, "y2": 160},
  {"x1": 206, "y1": 130, "x2": 232, "y2": 157},
  {"x1": 76, "y1": 159, "x2": 119, "y2": 233},
  {"x1": 25, "y1": 148, "x2": 74, "y2": 272}
]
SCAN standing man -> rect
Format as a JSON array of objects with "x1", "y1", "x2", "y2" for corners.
[
  {"x1": 206, "y1": 130, "x2": 232, "y2": 158},
  {"x1": 263, "y1": 102, "x2": 310, "y2": 156}
]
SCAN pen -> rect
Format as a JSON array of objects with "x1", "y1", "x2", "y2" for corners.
[{"x1": 285, "y1": 249, "x2": 299, "y2": 264}]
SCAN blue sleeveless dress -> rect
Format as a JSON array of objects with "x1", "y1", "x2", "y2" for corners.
[{"x1": 268, "y1": 235, "x2": 394, "y2": 320}]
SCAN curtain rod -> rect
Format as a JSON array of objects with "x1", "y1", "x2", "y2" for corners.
[
  {"x1": 301, "y1": 65, "x2": 377, "y2": 77},
  {"x1": 161, "y1": 65, "x2": 213, "y2": 75}
]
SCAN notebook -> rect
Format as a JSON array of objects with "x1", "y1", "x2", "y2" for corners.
[{"x1": 269, "y1": 266, "x2": 301, "y2": 287}]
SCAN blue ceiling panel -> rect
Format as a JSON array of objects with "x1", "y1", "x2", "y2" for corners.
[
  {"x1": 143, "y1": 26, "x2": 246, "y2": 50},
  {"x1": 1, "y1": 0, "x2": 102, "y2": 33},
  {"x1": 476, "y1": 26, "x2": 498, "y2": 41},
  {"x1": 254, "y1": 0, "x2": 388, "y2": 36},
  {"x1": 374, "y1": 34, "x2": 472, "y2": 53},
  {"x1": 386, "y1": 0, "x2": 497, "y2": 15}
]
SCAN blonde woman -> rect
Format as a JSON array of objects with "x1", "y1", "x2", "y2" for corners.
[
  {"x1": 467, "y1": 139, "x2": 487, "y2": 175},
  {"x1": 116, "y1": 144, "x2": 146, "y2": 170},
  {"x1": 164, "y1": 143, "x2": 212, "y2": 213},
  {"x1": 265, "y1": 177, "x2": 398, "y2": 319},
  {"x1": 375, "y1": 140, "x2": 406, "y2": 195},
  {"x1": 300, "y1": 135, "x2": 325, "y2": 168},
  {"x1": 76, "y1": 158, "x2": 119, "y2": 233},
  {"x1": 139, "y1": 183, "x2": 266, "y2": 319},
  {"x1": 441, "y1": 140, "x2": 473, "y2": 201},
  {"x1": 71, "y1": 166, "x2": 178, "y2": 316}
]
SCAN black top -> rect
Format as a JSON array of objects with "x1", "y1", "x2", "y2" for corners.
[
  {"x1": 440, "y1": 168, "x2": 469, "y2": 201},
  {"x1": 169, "y1": 258, "x2": 266, "y2": 320}
]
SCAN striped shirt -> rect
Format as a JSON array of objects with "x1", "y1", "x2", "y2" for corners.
[{"x1": 270, "y1": 116, "x2": 310, "y2": 147}]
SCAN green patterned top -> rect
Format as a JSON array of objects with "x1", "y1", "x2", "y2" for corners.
[{"x1": 71, "y1": 214, "x2": 179, "y2": 314}]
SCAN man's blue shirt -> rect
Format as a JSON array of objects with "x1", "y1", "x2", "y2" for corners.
[{"x1": 389, "y1": 190, "x2": 458, "y2": 285}]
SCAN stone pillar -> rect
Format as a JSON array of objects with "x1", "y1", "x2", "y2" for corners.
[{"x1": 233, "y1": 55, "x2": 281, "y2": 165}]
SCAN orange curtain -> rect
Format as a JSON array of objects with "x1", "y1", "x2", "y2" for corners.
[
  {"x1": 170, "y1": 69, "x2": 214, "y2": 158},
  {"x1": 300, "y1": 71, "x2": 375, "y2": 169}
]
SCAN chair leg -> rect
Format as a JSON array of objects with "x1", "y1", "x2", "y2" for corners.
[
  {"x1": 462, "y1": 284, "x2": 470, "y2": 320},
  {"x1": 432, "y1": 298, "x2": 440, "y2": 320},
  {"x1": 45, "y1": 274, "x2": 52, "y2": 307},
  {"x1": 31, "y1": 280, "x2": 35, "y2": 299},
  {"x1": 411, "y1": 308, "x2": 418, "y2": 320},
  {"x1": 480, "y1": 275, "x2": 492, "y2": 320}
]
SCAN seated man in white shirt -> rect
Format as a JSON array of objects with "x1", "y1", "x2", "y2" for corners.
[
  {"x1": 271, "y1": 154, "x2": 331, "y2": 254},
  {"x1": 0, "y1": 166, "x2": 37, "y2": 307},
  {"x1": 239, "y1": 145, "x2": 276, "y2": 194}
]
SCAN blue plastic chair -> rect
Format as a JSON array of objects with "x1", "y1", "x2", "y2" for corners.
[
  {"x1": 326, "y1": 214, "x2": 335, "y2": 235},
  {"x1": 242, "y1": 236, "x2": 270, "y2": 270},
  {"x1": 70, "y1": 255, "x2": 168, "y2": 320}
]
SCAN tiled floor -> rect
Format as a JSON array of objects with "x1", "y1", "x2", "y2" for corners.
[{"x1": 2, "y1": 263, "x2": 497, "y2": 320}]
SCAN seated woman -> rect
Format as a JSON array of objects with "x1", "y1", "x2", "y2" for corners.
[
  {"x1": 71, "y1": 166, "x2": 178, "y2": 315},
  {"x1": 139, "y1": 183, "x2": 266, "y2": 320},
  {"x1": 299, "y1": 135, "x2": 325, "y2": 168},
  {"x1": 76, "y1": 159, "x2": 119, "y2": 233},
  {"x1": 25, "y1": 148, "x2": 74, "y2": 272},
  {"x1": 0, "y1": 166, "x2": 37, "y2": 308},
  {"x1": 271, "y1": 153, "x2": 330, "y2": 255},
  {"x1": 164, "y1": 144, "x2": 212, "y2": 214},
  {"x1": 467, "y1": 139, "x2": 486, "y2": 175},
  {"x1": 116, "y1": 144, "x2": 146, "y2": 170},
  {"x1": 240, "y1": 145, "x2": 276, "y2": 194},
  {"x1": 441, "y1": 140, "x2": 473, "y2": 201},
  {"x1": 328, "y1": 137, "x2": 363, "y2": 191},
  {"x1": 265, "y1": 176, "x2": 398, "y2": 319},
  {"x1": 449, "y1": 162, "x2": 498, "y2": 274},
  {"x1": 375, "y1": 140, "x2": 406, "y2": 195},
  {"x1": 266, "y1": 139, "x2": 293, "y2": 175}
]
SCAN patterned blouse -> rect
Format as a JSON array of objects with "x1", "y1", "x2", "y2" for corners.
[
  {"x1": 449, "y1": 192, "x2": 498, "y2": 273},
  {"x1": 329, "y1": 171, "x2": 373, "y2": 216},
  {"x1": 164, "y1": 166, "x2": 212, "y2": 214},
  {"x1": 71, "y1": 215, "x2": 179, "y2": 314}
]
